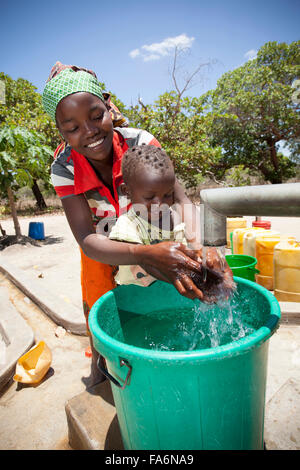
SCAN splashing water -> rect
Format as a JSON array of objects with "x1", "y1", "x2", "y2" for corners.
[
  {"x1": 188, "y1": 291, "x2": 254, "y2": 350},
  {"x1": 115, "y1": 288, "x2": 256, "y2": 352}
]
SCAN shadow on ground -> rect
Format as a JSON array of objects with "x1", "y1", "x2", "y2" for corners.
[{"x1": 0, "y1": 235, "x2": 64, "y2": 250}]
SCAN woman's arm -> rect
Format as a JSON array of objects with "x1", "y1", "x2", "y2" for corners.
[
  {"x1": 62, "y1": 193, "x2": 142, "y2": 265},
  {"x1": 61, "y1": 194, "x2": 205, "y2": 299}
]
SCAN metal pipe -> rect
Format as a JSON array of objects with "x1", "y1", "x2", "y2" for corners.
[{"x1": 200, "y1": 183, "x2": 300, "y2": 246}]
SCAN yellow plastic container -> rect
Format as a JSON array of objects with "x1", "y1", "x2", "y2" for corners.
[
  {"x1": 226, "y1": 218, "x2": 247, "y2": 248},
  {"x1": 13, "y1": 341, "x2": 52, "y2": 384},
  {"x1": 274, "y1": 240, "x2": 300, "y2": 302},
  {"x1": 255, "y1": 236, "x2": 295, "y2": 291},
  {"x1": 232, "y1": 227, "x2": 264, "y2": 255},
  {"x1": 243, "y1": 230, "x2": 280, "y2": 257}
]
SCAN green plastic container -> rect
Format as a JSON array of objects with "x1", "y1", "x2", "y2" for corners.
[
  {"x1": 226, "y1": 254, "x2": 260, "y2": 282},
  {"x1": 89, "y1": 278, "x2": 280, "y2": 450}
]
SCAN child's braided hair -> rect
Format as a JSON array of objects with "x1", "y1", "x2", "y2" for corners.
[{"x1": 121, "y1": 145, "x2": 173, "y2": 184}]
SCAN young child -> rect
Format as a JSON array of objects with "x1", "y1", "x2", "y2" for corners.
[
  {"x1": 109, "y1": 144, "x2": 187, "y2": 287},
  {"x1": 109, "y1": 144, "x2": 233, "y2": 301}
]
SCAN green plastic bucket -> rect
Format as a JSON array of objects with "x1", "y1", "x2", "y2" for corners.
[
  {"x1": 89, "y1": 278, "x2": 280, "y2": 450},
  {"x1": 226, "y1": 254, "x2": 259, "y2": 282}
]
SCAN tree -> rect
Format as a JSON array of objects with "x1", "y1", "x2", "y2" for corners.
[
  {"x1": 204, "y1": 41, "x2": 300, "y2": 184},
  {"x1": 0, "y1": 125, "x2": 53, "y2": 237},
  {"x1": 127, "y1": 48, "x2": 222, "y2": 187},
  {"x1": 0, "y1": 73, "x2": 60, "y2": 207}
]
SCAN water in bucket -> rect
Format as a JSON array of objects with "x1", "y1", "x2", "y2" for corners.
[
  {"x1": 113, "y1": 288, "x2": 262, "y2": 352},
  {"x1": 112, "y1": 245, "x2": 245, "y2": 352},
  {"x1": 112, "y1": 246, "x2": 252, "y2": 353}
]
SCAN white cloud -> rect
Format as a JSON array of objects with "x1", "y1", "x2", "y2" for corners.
[
  {"x1": 129, "y1": 49, "x2": 140, "y2": 59},
  {"x1": 129, "y1": 34, "x2": 195, "y2": 62},
  {"x1": 244, "y1": 49, "x2": 258, "y2": 61},
  {"x1": 143, "y1": 54, "x2": 161, "y2": 62}
]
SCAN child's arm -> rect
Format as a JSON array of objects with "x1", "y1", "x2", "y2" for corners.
[
  {"x1": 173, "y1": 179, "x2": 234, "y2": 297},
  {"x1": 173, "y1": 178, "x2": 201, "y2": 249}
]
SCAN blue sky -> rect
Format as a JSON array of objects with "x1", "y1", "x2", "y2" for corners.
[{"x1": 1, "y1": 0, "x2": 299, "y2": 107}]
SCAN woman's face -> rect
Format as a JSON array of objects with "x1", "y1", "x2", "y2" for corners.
[{"x1": 56, "y1": 92, "x2": 114, "y2": 164}]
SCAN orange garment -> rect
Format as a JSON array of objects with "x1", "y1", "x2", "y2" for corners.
[
  {"x1": 52, "y1": 130, "x2": 160, "y2": 331},
  {"x1": 80, "y1": 248, "x2": 116, "y2": 332}
]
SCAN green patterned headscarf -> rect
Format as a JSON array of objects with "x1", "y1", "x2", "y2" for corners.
[{"x1": 42, "y1": 67, "x2": 105, "y2": 122}]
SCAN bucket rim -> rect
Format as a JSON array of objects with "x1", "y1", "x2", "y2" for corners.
[
  {"x1": 89, "y1": 277, "x2": 281, "y2": 362},
  {"x1": 225, "y1": 254, "x2": 257, "y2": 270},
  {"x1": 226, "y1": 254, "x2": 257, "y2": 262}
]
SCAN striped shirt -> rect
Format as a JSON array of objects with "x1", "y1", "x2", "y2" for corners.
[{"x1": 51, "y1": 127, "x2": 160, "y2": 235}]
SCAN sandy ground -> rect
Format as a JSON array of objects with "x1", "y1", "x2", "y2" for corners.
[
  {"x1": 0, "y1": 212, "x2": 82, "y2": 311},
  {"x1": 0, "y1": 273, "x2": 90, "y2": 450}
]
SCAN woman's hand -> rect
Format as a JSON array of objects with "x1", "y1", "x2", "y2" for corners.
[
  {"x1": 138, "y1": 242, "x2": 205, "y2": 300},
  {"x1": 139, "y1": 243, "x2": 234, "y2": 303}
]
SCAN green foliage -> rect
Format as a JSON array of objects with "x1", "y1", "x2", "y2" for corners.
[
  {"x1": 0, "y1": 72, "x2": 60, "y2": 149},
  {"x1": 0, "y1": 125, "x2": 53, "y2": 197},
  {"x1": 127, "y1": 91, "x2": 222, "y2": 187},
  {"x1": 204, "y1": 41, "x2": 300, "y2": 184},
  {"x1": 0, "y1": 72, "x2": 61, "y2": 207}
]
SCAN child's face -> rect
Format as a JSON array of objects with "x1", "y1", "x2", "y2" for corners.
[
  {"x1": 56, "y1": 92, "x2": 114, "y2": 165},
  {"x1": 126, "y1": 168, "x2": 175, "y2": 223}
]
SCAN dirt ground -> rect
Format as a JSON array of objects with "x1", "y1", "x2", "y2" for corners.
[
  {"x1": 0, "y1": 273, "x2": 91, "y2": 450},
  {"x1": 0, "y1": 213, "x2": 83, "y2": 312}
]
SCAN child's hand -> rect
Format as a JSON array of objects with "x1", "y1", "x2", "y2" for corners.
[
  {"x1": 188, "y1": 246, "x2": 235, "y2": 302},
  {"x1": 202, "y1": 246, "x2": 234, "y2": 288},
  {"x1": 139, "y1": 242, "x2": 205, "y2": 300}
]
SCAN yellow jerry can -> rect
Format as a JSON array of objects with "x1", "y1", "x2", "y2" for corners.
[
  {"x1": 232, "y1": 227, "x2": 264, "y2": 255},
  {"x1": 274, "y1": 239, "x2": 300, "y2": 302},
  {"x1": 243, "y1": 230, "x2": 280, "y2": 257},
  {"x1": 13, "y1": 341, "x2": 52, "y2": 384},
  {"x1": 226, "y1": 217, "x2": 247, "y2": 248},
  {"x1": 255, "y1": 236, "x2": 295, "y2": 291}
]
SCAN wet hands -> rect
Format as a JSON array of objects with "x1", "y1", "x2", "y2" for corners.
[
  {"x1": 140, "y1": 242, "x2": 204, "y2": 300},
  {"x1": 141, "y1": 242, "x2": 234, "y2": 302},
  {"x1": 189, "y1": 246, "x2": 235, "y2": 303}
]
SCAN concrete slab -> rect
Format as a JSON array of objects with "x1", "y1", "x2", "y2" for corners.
[
  {"x1": 265, "y1": 324, "x2": 300, "y2": 404},
  {"x1": 278, "y1": 301, "x2": 300, "y2": 325},
  {"x1": 264, "y1": 378, "x2": 300, "y2": 450},
  {"x1": 0, "y1": 214, "x2": 85, "y2": 335},
  {"x1": 0, "y1": 262, "x2": 86, "y2": 335},
  {"x1": 65, "y1": 380, "x2": 123, "y2": 450},
  {"x1": 0, "y1": 281, "x2": 34, "y2": 391}
]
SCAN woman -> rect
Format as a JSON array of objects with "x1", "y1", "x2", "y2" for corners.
[{"x1": 42, "y1": 62, "x2": 232, "y2": 384}]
